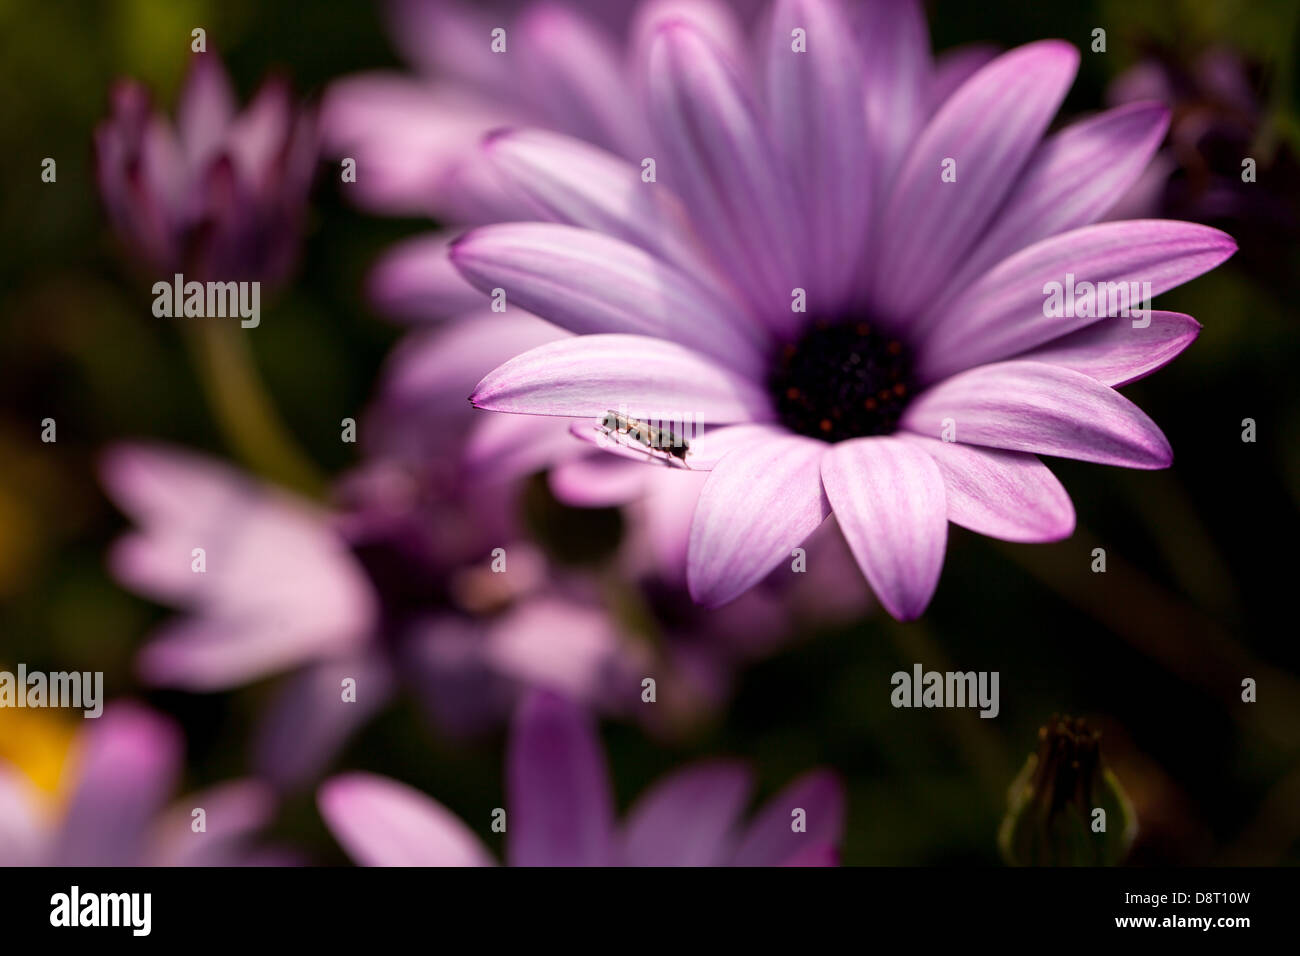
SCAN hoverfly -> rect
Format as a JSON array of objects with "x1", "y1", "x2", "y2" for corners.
[{"x1": 597, "y1": 409, "x2": 692, "y2": 468}]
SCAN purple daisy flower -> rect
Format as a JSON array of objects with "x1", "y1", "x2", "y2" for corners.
[
  {"x1": 448, "y1": 0, "x2": 1237, "y2": 620},
  {"x1": 94, "y1": 51, "x2": 316, "y2": 285},
  {"x1": 318, "y1": 690, "x2": 843, "y2": 866},
  {"x1": 99, "y1": 441, "x2": 656, "y2": 786},
  {"x1": 0, "y1": 703, "x2": 284, "y2": 866}
]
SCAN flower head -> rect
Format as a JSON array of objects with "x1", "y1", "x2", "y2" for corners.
[
  {"x1": 0, "y1": 702, "x2": 281, "y2": 866},
  {"x1": 94, "y1": 52, "x2": 316, "y2": 285},
  {"x1": 319, "y1": 690, "x2": 844, "y2": 865},
  {"x1": 99, "y1": 442, "x2": 653, "y2": 786},
  {"x1": 451, "y1": 0, "x2": 1236, "y2": 620},
  {"x1": 999, "y1": 715, "x2": 1137, "y2": 866}
]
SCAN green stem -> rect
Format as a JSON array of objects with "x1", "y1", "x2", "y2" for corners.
[{"x1": 183, "y1": 321, "x2": 325, "y2": 498}]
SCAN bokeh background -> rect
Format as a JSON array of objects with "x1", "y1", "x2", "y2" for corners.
[{"x1": 2, "y1": 0, "x2": 1298, "y2": 865}]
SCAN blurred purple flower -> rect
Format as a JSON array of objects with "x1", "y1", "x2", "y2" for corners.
[
  {"x1": 0, "y1": 703, "x2": 283, "y2": 866},
  {"x1": 448, "y1": 0, "x2": 1236, "y2": 620},
  {"x1": 323, "y1": 0, "x2": 767, "y2": 223},
  {"x1": 1107, "y1": 48, "x2": 1296, "y2": 232},
  {"x1": 94, "y1": 51, "x2": 316, "y2": 285},
  {"x1": 318, "y1": 690, "x2": 843, "y2": 865},
  {"x1": 99, "y1": 442, "x2": 649, "y2": 788}
]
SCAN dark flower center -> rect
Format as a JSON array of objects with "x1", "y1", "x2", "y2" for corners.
[{"x1": 768, "y1": 320, "x2": 915, "y2": 442}]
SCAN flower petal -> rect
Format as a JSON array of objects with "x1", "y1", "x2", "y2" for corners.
[
  {"x1": 900, "y1": 435, "x2": 1075, "y2": 542},
  {"x1": 729, "y1": 769, "x2": 844, "y2": 866},
  {"x1": 320, "y1": 74, "x2": 525, "y2": 218},
  {"x1": 632, "y1": 0, "x2": 754, "y2": 86},
  {"x1": 464, "y1": 412, "x2": 585, "y2": 482},
  {"x1": 549, "y1": 454, "x2": 651, "y2": 507},
  {"x1": 178, "y1": 53, "x2": 237, "y2": 166},
  {"x1": 52, "y1": 703, "x2": 181, "y2": 866},
  {"x1": 369, "y1": 308, "x2": 569, "y2": 458},
  {"x1": 1015, "y1": 310, "x2": 1201, "y2": 386},
  {"x1": 927, "y1": 44, "x2": 998, "y2": 113},
  {"x1": 916, "y1": 220, "x2": 1235, "y2": 382},
  {"x1": 318, "y1": 772, "x2": 493, "y2": 867},
  {"x1": 451, "y1": 223, "x2": 767, "y2": 372},
  {"x1": 765, "y1": 0, "x2": 872, "y2": 307},
  {"x1": 854, "y1": 0, "x2": 931, "y2": 191},
  {"x1": 820, "y1": 437, "x2": 947, "y2": 621},
  {"x1": 485, "y1": 598, "x2": 641, "y2": 709},
  {"x1": 901, "y1": 361, "x2": 1174, "y2": 468},
  {"x1": 687, "y1": 432, "x2": 830, "y2": 608},
  {"x1": 482, "y1": 128, "x2": 717, "y2": 285},
  {"x1": 932, "y1": 102, "x2": 1171, "y2": 309},
  {"x1": 365, "y1": 232, "x2": 491, "y2": 321},
  {"x1": 0, "y1": 763, "x2": 50, "y2": 866},
  {"x1": 621, "y1": 761, "x2": 754, "y2": 866},
  {"x1": 515, "y1": 4, "x2": 647, "y2": 155},
  {"x1": 644, "y1": 20, "x2": 804, "y2": 331},
  {"x1": 507, "y1": 691, "x2": 615, "y2": 866},
  {"x1": 870, "y1": 41, "x2": 1079, "y2": 321},
  {"x1": 253, "y1": 656, "x2": 395, "y2": 790},
  {"x1": 471, "y1": 334, "x2": 773, "y2": 424},
  {"x1": 149, "y1": 780, "x2": 277, "y2": 866}
]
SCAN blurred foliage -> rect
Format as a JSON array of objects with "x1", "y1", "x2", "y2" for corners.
[{"x1": 0, "y1": 0, "x2": 1298, "y2": 865}]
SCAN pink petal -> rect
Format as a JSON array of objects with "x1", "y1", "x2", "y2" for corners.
[
  {"x1": 482, "y1": 128, "x2": 716, "y2": 285},
  {"x1": 507, "y1": 691, "x2": 615, "y2": 866},
  {"x1": 485, "y1": 598, "x2": 637, "y2": 708},
  {"x1": 870, "y1": 41, "x2": 1079, "y2": 321},
  {"x1": 385, "y1": 0, "x2": 515, "y2": 91},
  {"x1": 374, "y1": 308, "x2": 569, "y2": 431},
  {"x1": 643, "y1": 20, "x2": 804, "y2": 332},
  {"x1": 0, "y1": 763, "x2": 49, "y2": 865},
  {"x1": 730, "y1": 769, "x2": 844, "y2": 866},
  {"x1": 855, "y1": 0, "x2": 931, "y2": 192},
  {"x1": 687, "y1": 431, "x2": 830, "y2": 608},
  {"x1": 765, "y1": 0, "x2": 872, "y2": 307},
  {"x1": 782, "y1": 842, "x2": 839, "y2": 866},
  {"x1": 465, "y1": 412, "x2": 585, "y2": 482},
  {"x1": 148, "y1": 780, "x2": 277, "y2": 866},
  {"x1": 318, "y1": 772, "x2": 493, "y2": 867},
  {"x1": 253, "y1": 655, "x2": 396, "y2": 790},
  {"x1": 178, "y1": 53, "x2": 237, "y2": 166},
  {"x1": 136, "y1": 614, "x2": 367, "y2": 690},
  {"x1": 549, "y1": 454, "x2": 651, "y2": 507},
  {"x1": 515, "y1": 3, "x2": 647, "y2": 155},
  {"x1": 1015, "y1": 310, "x2": 1201, "y2": 386},
  {"x1": 901, "y1": 360, "x2": 1174, "y2": 469},
  {"x1": 52, "y1": 703, "x2": 182, "y2": 866},
  {"x1": 320, "y1": 74, "x2": 525, "y2": 218},
  {"x1": 931, "y1": 102, "x2": 1172, "y2": 310},
  {"x1": 631, "y1": 0, "x2": 754, "y2": 78},
  {"x1": 916, "y1": 220, "x2": 1235, "y2": 382},
  {"x1": 451, "y1": 223, "x2": 767, "y2": 373},
  {"x1": 621, "y1": 761, "x2": 753, "y2": 866},
  {"x1": 900, "y1": 435, "x2": 1075, "y2": 543},
  {"x1": 365, "y1": 232, "x2": 492, "y2": 321},
  {"x1": 471, "y1": 334, "x2": 774, "y2": 423},
  {"x1": 820, "y1": 437, "x2": 947, "y2": 621},
  {"x1": 927, "y1": 44, "x2": 999, "y2": 113}
]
